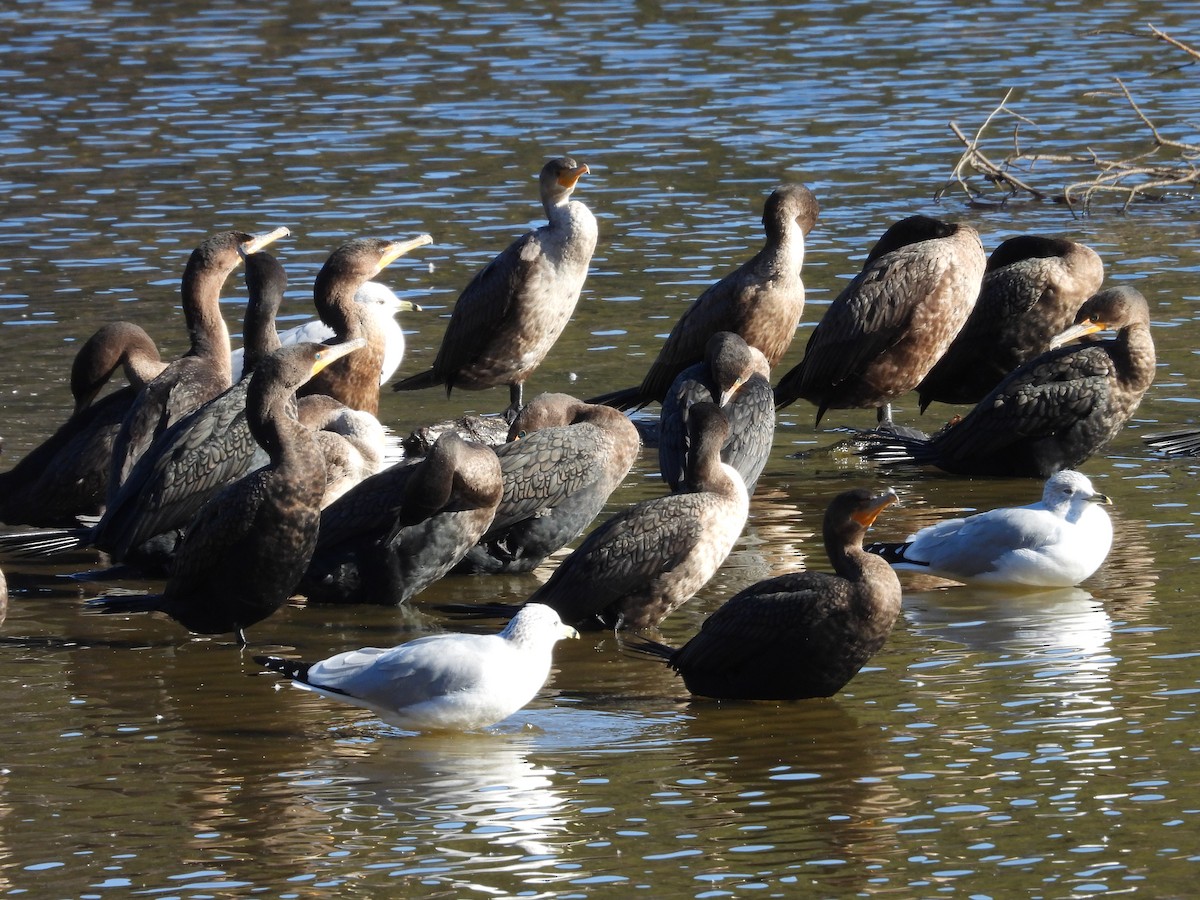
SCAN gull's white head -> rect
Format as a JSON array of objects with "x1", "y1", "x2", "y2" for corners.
[
  {"x1": 503, "y1": 603, "x2": 580, "y2": 645},
  {"x1": 1043, "y1": 470, "x2": 1112, "y2": 521}
]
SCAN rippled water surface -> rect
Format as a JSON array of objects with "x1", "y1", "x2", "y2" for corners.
[{"x1": 2, "y1": 0, "x2": 1199, "y2": 896}]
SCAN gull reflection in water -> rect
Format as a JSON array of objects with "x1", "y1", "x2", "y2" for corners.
[{"x1": 903, "y1": 585, "x2": 1118, "y2": 731}]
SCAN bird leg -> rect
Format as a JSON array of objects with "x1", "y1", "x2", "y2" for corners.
[{"x1": 504, "y1": 383, "x2": 525, "y2": 423}]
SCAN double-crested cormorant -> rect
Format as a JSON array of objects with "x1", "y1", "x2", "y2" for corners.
[
  {"x1": 501, "y1": 402, "x2": 748, "y2": 630},
  {"x1": 867, "y1": 470, "x2": 1113, "y2": 587},
  {"x1": 917, "y1": 235, "x2": 1105, "y2": 411},
  {"x1": 231, "y1": 281, "x2": 421, "y2": 385},
  {"x1": 83, "y1": 244, "x2": 404, "y2": 565},
  {"x1": 86, "y1": 249, "x2": 296, "y2": 564},
  {"x1": 630, "y1": 487, "x2": 900, "y2": 700},
  {"x1": 91, "y1": 340, "x2": 364, "y2": 645},
  {"x1": 858, "y1": 286, "x2": 1155, "y2": 477},
  {"x1": 393, "y1": 157, "x2": 596, "y2": 412},
  {"x1": 456, "y1": 392, "x2": 641, "y2": 574},
  {"x1": 300, "y1": 431, "x2": 503, "y2": 605},
  {"x1": 658, "y1": 331, "x2": 774, "y2": 494},
  {"x1": 591, "y1": 183, "x2": 818, "y2": 410},
  {"x1": 254, "y1": 604, "x2": 579, "y2": 732},
  {"x1": 108, "y1": 226, "x2": 289, "y2": 494},
  {"x1": 774, "y1": 215, "x2": 986, "y2": 425},
  {"x1": 300, "y1": 234, "x2": 432, "y2": 415},
  {"x1": 0, "y1": 322, "x2": 164, "y2": 526}
]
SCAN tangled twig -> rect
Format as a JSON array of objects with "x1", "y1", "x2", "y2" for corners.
[{"x1": 938, "y1": 24, "x2": 1199, "y2": 214}]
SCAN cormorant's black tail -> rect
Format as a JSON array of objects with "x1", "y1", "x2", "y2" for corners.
[
  {"x1": 586, "y1": 386, "x2": 651, "y2": 412},
  {"x1": 0, "y1": 527, "x2": 89, "y2": 557},
  {"x1": 620, "y1": 635, "x2": 677, "y2": 662},
  {"x1": 1143, "y1": 428, "x2": 1200, "y2": 458},
  {"x1": 852, "y1": 428, "x2": 933, "y2": 467},
  {"x1": 392, "y1": 369, "x2": 443, "y2": 392},
  {"x1": 254, "y1": 655, "x2": 312, "y2": 682},
  {"x1": 434, "y1": 601, "x2": 522, "y2": 621},
  {"x1": 87, "y1": 592, "x2": 165, "y2": 616}
]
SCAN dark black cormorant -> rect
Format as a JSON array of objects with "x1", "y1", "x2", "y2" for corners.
[
  {"x1": 299, "y1": 432, "x2": 503, "y2": 605},
  {"x1": 0, "y1": 322, "x2": 164, "y2": 526},
  {"x1": 91, "y1": 340, "x2": 364, "y2": 645},
  {"x1": 107, "y1": 226, "x2": 289, "y2": 495},
  {"x1": 857, "y1": 286, "x2": 1155, "y2": 477},
  {"x1": 496, "y1": 402, "x2": 749, "y2": 631},
  {"x1": 629, "y1": 487, "x2": 901, "y2": 700},
  {"x1": 301, "y1": 234, "x2": 432, "y2": 415}
]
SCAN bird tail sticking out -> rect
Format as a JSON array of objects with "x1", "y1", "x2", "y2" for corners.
[
  {"x1": 585, "y1": 386, "x2": 651, "y2": 412},
  {"x1": 863, "y1": 541, "x2": 919, "y2": 565},
  {"x1": 435, "y1": 601, "x2": 522, "y2": 621},
  {"x1": 391, "y1": 369, "x2": 443, "y2": 393},
  {"x1": 87, "y1": 592, "x2": 165, "y2": 615},
  {"x1": 1142, "y1": 428, "x2": 1200, "y2": 457},
  {"x1": 620, "y1": 635, "x2": 677, "y2": 662},
  {"x1": 254, "y1": 655, "x2": 313, "y2": 682},
  {"x1": 0, "y1": 527, "x2": 87, "y2": 557}
]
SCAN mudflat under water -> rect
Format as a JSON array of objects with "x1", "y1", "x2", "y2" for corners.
[{"x1": 1, "y1": 1, "x2": 1199, "y2": 896}]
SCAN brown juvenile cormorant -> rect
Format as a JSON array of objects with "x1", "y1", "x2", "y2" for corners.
[
  {"x1": 457, "y1": 402, "x2": 749, "y2": 631},
  {"x1": 301, "y1": 234, "x2": 432, "y2": 415},
  {"x1": 83, "y1": 249, "x2": 297, "y2": 564},
  {"x1": 591, "y1": 183, "x2": 818, "y2": 410},
  {"x1": 658, "y1": 331, "x2": 775, "y2": 494},
  {"x1": 87, "y1": 243, "x2": 407, "y2": 565},
  {"x1": 917, "y1": 235, "x2": 1104, "y2": 411},
  {"x1": 774, "y1": 215, "x2": 986, "y2": 425},
  {"x1": 455, "y1": 392, "x2": 642, "y2": 574},
  {"x1": 857, "y1": 286, "x2": 1155, "y2": 477},
  {"x1": 91, "y1": 339, "x2": 364, "y2": 645},
  {"x1": 629, "y1": 487, "x2": 900, "y2": 700},
  {"x1": 299, "y1": 431, "x2": 503, "y2": 605},
  {"x1": 0, "y1": 322, "x2": 164, "y2": 526},
  {"x1": 107, "y1": 226, "x2": 289, "y2": 495},
  {"x1": 393, "y1": 157, "x2": 596, "y2": 413}
]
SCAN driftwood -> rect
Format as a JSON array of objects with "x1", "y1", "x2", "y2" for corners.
[{"x1": 938, "y1": 24, "x2": 1199, "y2": 214}]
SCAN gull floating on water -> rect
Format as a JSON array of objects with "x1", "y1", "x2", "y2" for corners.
[
  {"x1": 866, "y1": 470, "x2": 1113, "y2": 588},
  {"x1": 255, "y1": 604, "x2": 579, "y2": 732}
]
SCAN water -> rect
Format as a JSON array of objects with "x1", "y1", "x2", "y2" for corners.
[{"x1": 2, "y1": 0, "x2": 1200, "y2": 896}]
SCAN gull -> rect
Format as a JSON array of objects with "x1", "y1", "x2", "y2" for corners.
[
  {"x1": 255, "y1": 604, "x2": 579, "y2": 731},
  {"x1": 866, "y1": 470, "x2": 1113, "y2": 588},
  {"x1": 230, "y1": 281, "x2": 420, "y2": 385}
]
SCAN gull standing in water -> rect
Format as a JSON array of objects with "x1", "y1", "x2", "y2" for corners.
[
  {"x1": 231, "y1": 281, "x2": 421, "y2": 385},
  {"x1": 255, "y1": 604, "x2": 579, "y2": 732},
  {"x1": 866, "y1": 470, "x2": 1113, "y2": 588}
]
